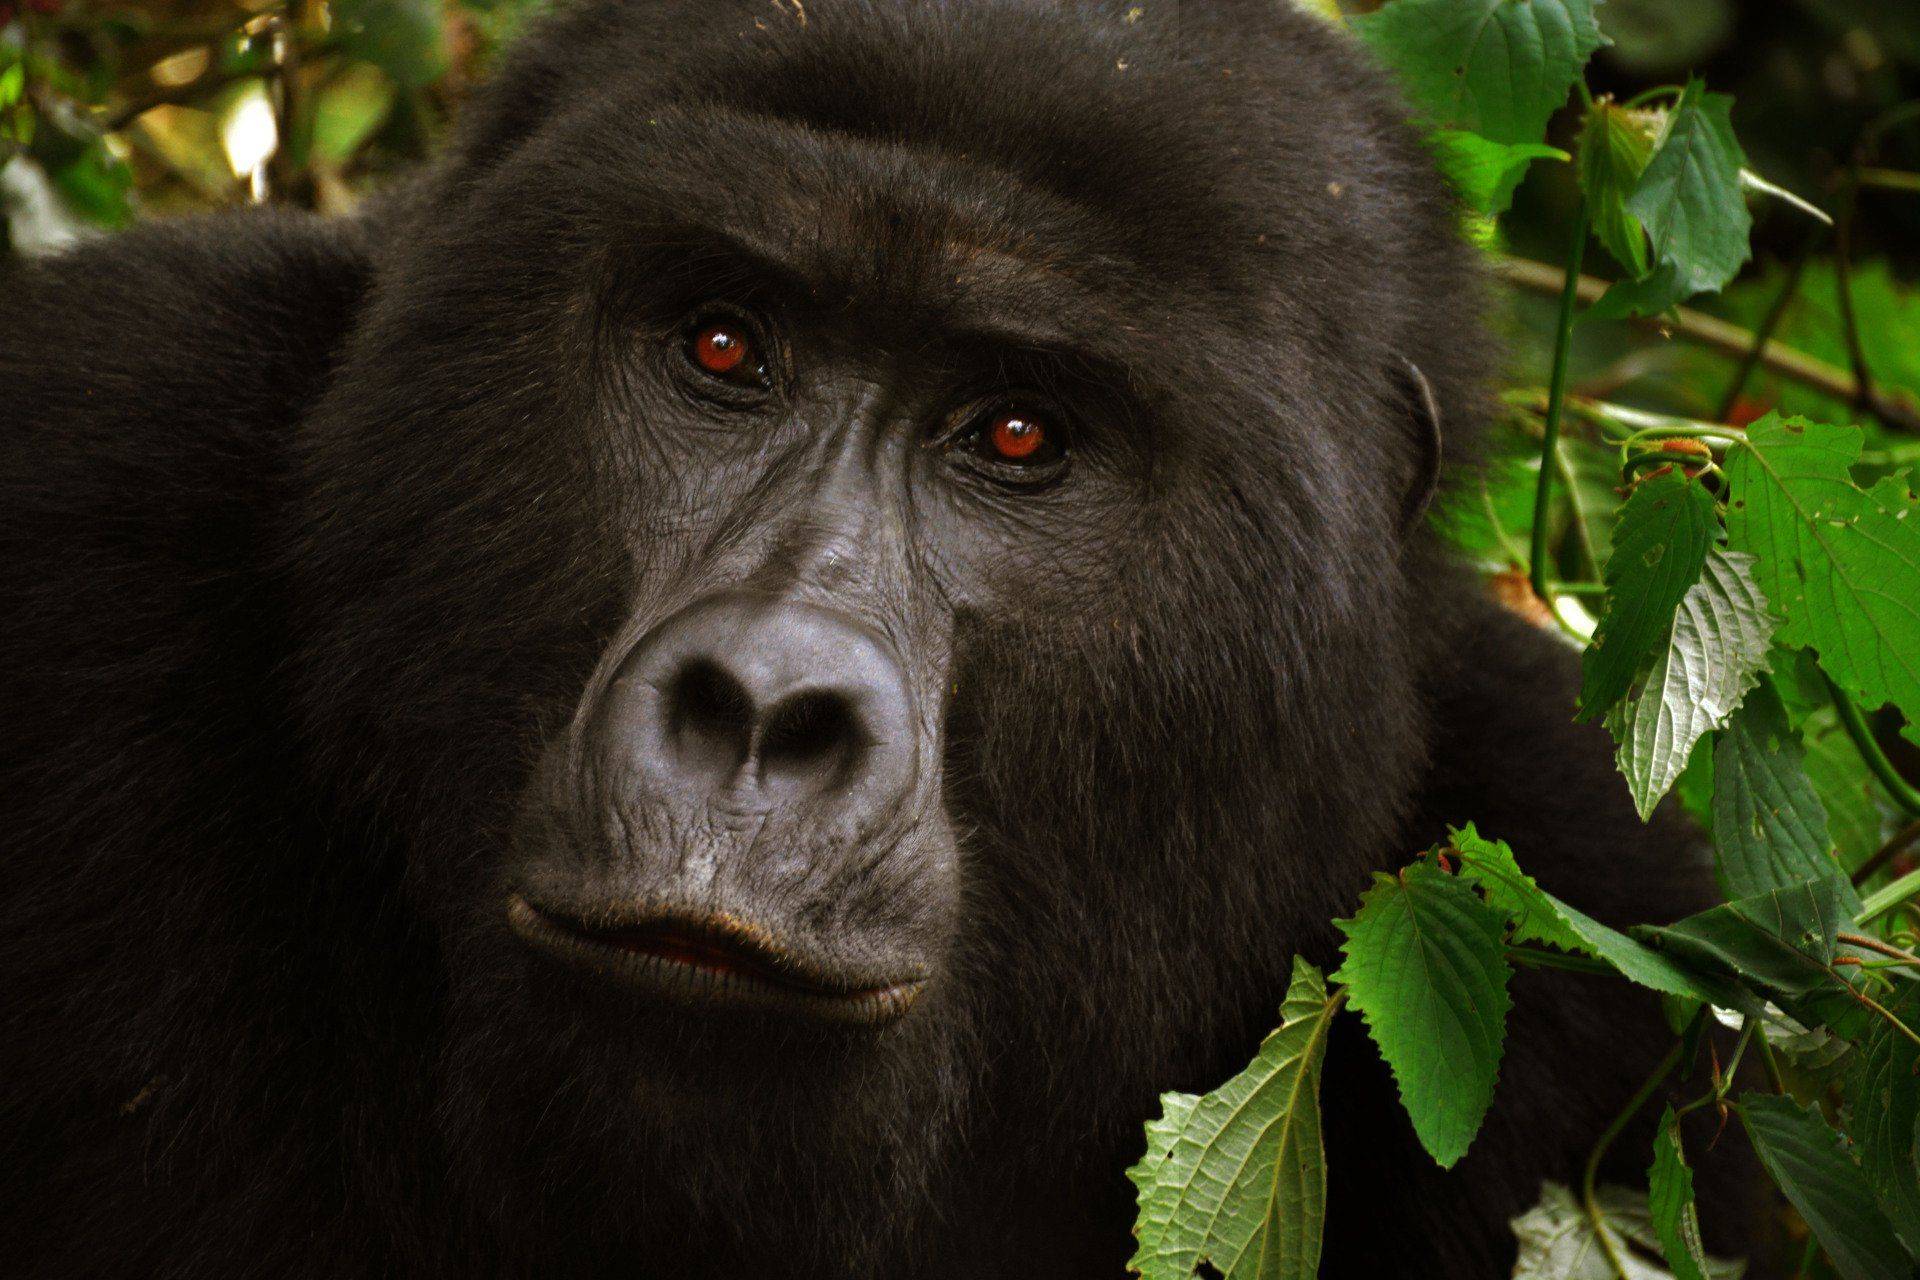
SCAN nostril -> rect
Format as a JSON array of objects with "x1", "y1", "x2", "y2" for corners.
[
  {"x1": 666, "y1": 659, "x2": 755, "y2": 782},
  {"x1": 757, "y1": 690, "x2": 866, "y2": 793}
]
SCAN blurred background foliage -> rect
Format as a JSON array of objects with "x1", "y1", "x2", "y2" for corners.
[{"x1": 0, "y1": 0, "x2": 538, "y2": 248}]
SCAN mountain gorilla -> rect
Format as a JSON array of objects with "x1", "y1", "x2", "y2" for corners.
[{"x1": 0, "y1": 1, "x2": 1747, "y2": 1276}]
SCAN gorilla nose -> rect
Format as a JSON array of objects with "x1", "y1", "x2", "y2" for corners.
[{"x1": 608, "y1": 596, "x2": 917, "y2": 816}]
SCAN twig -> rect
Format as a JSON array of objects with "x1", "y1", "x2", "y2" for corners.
[
  {"x1": 1494, "y1": 256, "x2": 1920, "y2": 436},
  {"x1": 1854, "y1": 819, "x2": 1920, "y2": 887},
  {"x1": 1714, "y1": 228, "x2": 1823, "y2": 423}
]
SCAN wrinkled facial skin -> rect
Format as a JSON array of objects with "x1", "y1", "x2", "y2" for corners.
[{"x1": 286, "y1": 5, "x2": 1476, "y2": 1273}]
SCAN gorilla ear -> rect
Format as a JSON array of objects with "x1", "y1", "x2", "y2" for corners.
[{"x1": 1394, "y1": 358, "x2": 1445, "y2": 539}]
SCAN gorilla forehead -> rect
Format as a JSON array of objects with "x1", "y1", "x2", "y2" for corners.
[{"x1": 442, "y1": 0, "x2": 1434, "y2": 369}]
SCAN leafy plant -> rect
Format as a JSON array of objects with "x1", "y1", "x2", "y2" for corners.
[{"x1": 1131, "y1": 3, "x2": 1920, "y2": 1276}]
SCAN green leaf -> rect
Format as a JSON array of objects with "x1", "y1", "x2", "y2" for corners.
[
  {"x1": 1448, "y1": 825, "x2": 1744, "y2": 1006},
  {"x1": 1801, "y1": 707, "x2": 1899, "y2": 871},
  {"x1": 1710, "y1": 681, "x2": 1860, "y2": 911},
  {"x1": 1352, "y1": 0, "x2": 1607, "y2": 146},
  {"x1": 1605, "y1": 548, "x2": 1778, "y2": 820},
  {"x1": 1846, "y1": 979, "x2": 1920, "y2": 1258},
  {"x1": 1509, "y1": 1181, "x2": 1743, "y2": 1279},
  {"x1": 1580, "y1": 100, "x2": 1663, "y2": 277},
  {"x1": 1627, "y1": 80, "x2": 1751, "y2": 299},
  {"x1": 1649, "y1": 1108, "x2": 1729, "y2": 1280},
  {"x1": 1128, "y1": 958, "x2": 1342, "y2": 1280},
  {"x1": 1738, "y1": 1093, "x2": 1914, "y2": 1280},
  {"x1": 1724, "y1": 416, "x2": 1920, "y2": 741},
  {"x1": 1635, "y1": 878, "x2": 1849, "y2": 1004},
  {"x1": 1332, "y1": 862, "x2": 1511, "y2": 1168},
  {"x1": 1429, "y1": 130, "x2": 1566, "y2": 215},
  {"x1": 1580, "y1": 473, "x2": 1721, "y2": 721}
]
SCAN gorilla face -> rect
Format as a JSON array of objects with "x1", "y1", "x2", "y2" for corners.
[{"x1": 286, "y1": 1, "x2": 1477, "y2": 1264}]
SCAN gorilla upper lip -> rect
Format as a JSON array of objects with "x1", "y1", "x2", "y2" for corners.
[{"x1": 505, "y1": 894, "x2": 926, "y2": 1027}]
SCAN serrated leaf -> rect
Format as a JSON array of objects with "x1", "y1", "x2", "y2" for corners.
[
  {"x1": 1429, "y1": 130, "x2": 1566, "y2": 215},
  {"x1": 1581, "y1": 100, "x2": 1663, "y2": 276},
  {"x1": 1711, "y1": 681, "x2": 1860, "y2": 910},
  {"x1": 1580, "y1": 473, "x2": 1721, "y2": 721},
  {"x1": 1353, "y1": 0, "x2": 1607, "y2": 147},
  {"x1": 1510, "y1": 1181, "x2": 1743, "y2": 1280},
  {"x1": 1606, "y1": 548, "x2": 1778, "y2": 820},
  {"x1": 1738, "y1": 1093, "x2": 1914, "y2": 1280},
  {"x1": 1847, "y1": 979, "x2": 1920, "y2": 1257},
  {"x1": 1628, "y1": 80, "x2": 1751, "y2": 296},
  {"x1": 1128, "y1": 958, "x2": 1341, "y2": 1280},
  {"x1": 1448, "y1": 825, "x2": 1743, "y2": 1006},
  {"x1": 1332, "y1": 862, "x2": 1511, "y2": 1168},
  {"x1": 1650, "y1": 1108, "x2": 1727, "y2": 1280},
  {"x1": 1724, "y1": 415, "x2": 1920, "y2": 746},
  {"x1": 1635, "y1": 878, "x2": 1849, "y2": 1004}
]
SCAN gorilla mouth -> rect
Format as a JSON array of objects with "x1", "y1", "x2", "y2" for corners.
[{"x1": 505, "y1": 896, "x2": 925, "y2": 1027}]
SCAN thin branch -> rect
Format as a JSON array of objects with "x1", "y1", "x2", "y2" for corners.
[
  {"x1": 1494, "y1": 256, "x2": 1920, "y2": 436},
  {"x1": 1854, "y1": 818, "x2": 1920, "y2": 888},
  {"x1": 1715, "y1": 228, "x2": 1823, "y2": 423}
]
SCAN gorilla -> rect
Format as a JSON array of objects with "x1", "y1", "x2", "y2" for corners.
[{"x1": 1, "y1": 1, "x2": 1752, "y2": 1276}]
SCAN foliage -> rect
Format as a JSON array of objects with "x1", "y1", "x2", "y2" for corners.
[{"x1": 1134, "y1": 4, "x2": 1920, "y2": 1277}]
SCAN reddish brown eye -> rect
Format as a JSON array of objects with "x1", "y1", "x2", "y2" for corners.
[
  {"x1": 986, "y1": 411, "x2": 1049, "y2": 463},
  {"x1": 687, "y1": 321, "x2": 761, "y2": 383}
]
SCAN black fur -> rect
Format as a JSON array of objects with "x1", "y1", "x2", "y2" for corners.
[{"x1": 2, "y1": 2, "x2": 1754, "y2": 1276}]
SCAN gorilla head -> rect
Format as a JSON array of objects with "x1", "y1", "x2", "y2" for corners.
[{"x1": 284, "y1": 0, "x2": 1482, "y2": 1270}]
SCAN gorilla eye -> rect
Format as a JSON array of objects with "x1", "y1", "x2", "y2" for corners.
[
  {"x1": 683, "y1": 317, "x2": 768, "y2": 387},
  {"x1": 977, "y1": 408, "x2": 1065, "y2": 470}
]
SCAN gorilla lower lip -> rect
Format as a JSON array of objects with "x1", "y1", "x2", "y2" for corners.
[{"x1": 506, "y1": 896, "x2": 924, "y2": 1027}]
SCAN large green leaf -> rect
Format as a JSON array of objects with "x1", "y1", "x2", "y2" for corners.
[
  {"x1": 1724, "y1": 416, "x2": 1920, "y2": 742},
  {"x1": 1332, "y1": 862, "x2": 1511, "y2": 1168},
  {"x1": 1710, "y1": 682, "x2": 1859, "y2": 910},
  {"x1": 1738, "y1": 1093, "x2": 1914, "y2": 1280},
  {"x1": 1625, "y1": 82, "x2": 1751, "y2": 298},
  {"x1": 1352, "y1": 0, "x2": 1606, "y2": 146},
  {"x1": 1588, "y1": 81, "x2": 1751, "y2": 320},
  {"x1": 1846, "y1": 979, "x2": 1920, "y2": 1258},
  {"x1": 1605, "y1": 548, "x2": 1778, "y2": 820},
  {"x1": 1128, "y1": 958, "x2": 1341, "y2": 1280},
  {"x1": 1449, "y1": 825, "x2": 1743, "y2": 1006},
  {"x1": 1580, "y1": 473, "x2": 1721, "y2": 721},
  {"x1": 1635, "y1": 878, "x2": 1849, "y2": 1004}
]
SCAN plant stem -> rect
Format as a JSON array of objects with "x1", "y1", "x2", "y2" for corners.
[
  {"x1": 1582, "y1": 1038, "x2": 1686, "y2": 1280},
  {"x1": 1752, "y1": 1030, "x2": 1788, "y2": 1095},
  {"x1": 1494, "y1": 257, "x2": 1920, "y2": 435},
  {"x1": 1506, "y1": 945, "x2": 1616, "y2": 976},
  {"x1": 1822, "y1": 672, "x2": 1920, "y2": 818},
  {"x1": 1530, "y1": 199, "x2": 1592, "y2": 606},
  {"x1": 1837, "y1": 931, "x2": 1920, "y2": 968},
  {"x1": 1860, "y1": 866, "x2": 1920, "y2": 928}
]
